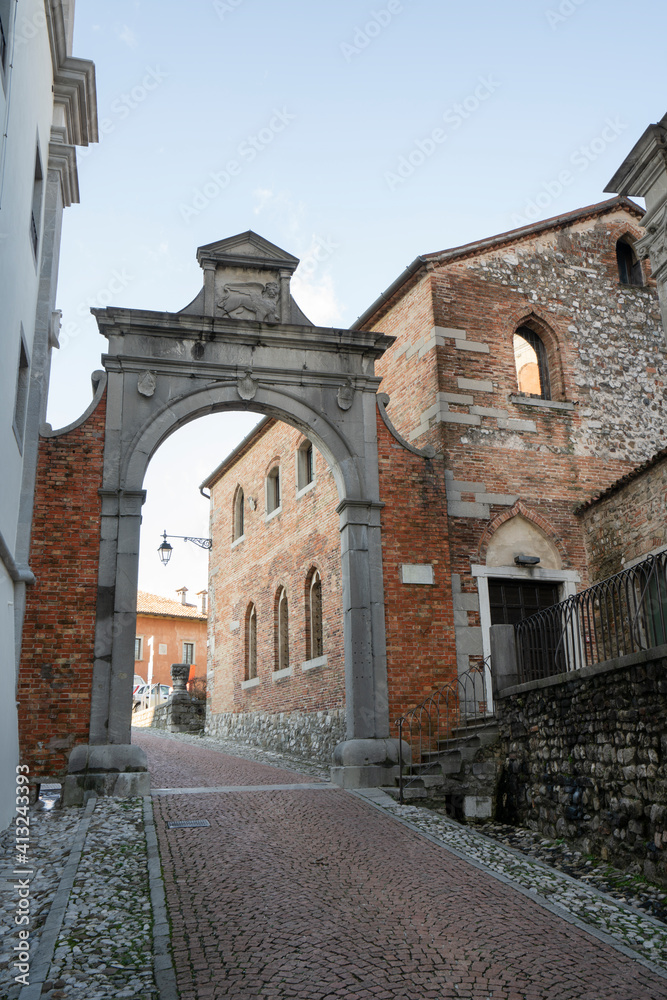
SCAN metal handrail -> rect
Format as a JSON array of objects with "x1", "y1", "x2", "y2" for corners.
[
  {"x1": 395, "y1": 662, "x2": 492, "y2": 804},
  {"x1": 515, "y1": 551, "x2": 667, "y2": 684}
]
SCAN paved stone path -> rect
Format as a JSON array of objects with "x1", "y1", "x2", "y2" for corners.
[{"x1": 135, "y1": 731, "x2": 667, "y2": 1000}]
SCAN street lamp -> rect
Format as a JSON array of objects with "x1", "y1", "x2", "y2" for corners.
[{"x1": 158, "y1": 530, "x2": 212, "y2": 566}]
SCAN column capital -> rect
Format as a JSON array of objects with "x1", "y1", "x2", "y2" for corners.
[{"x1": 336, "y1": 498, "x2": 384, "y2": 528}]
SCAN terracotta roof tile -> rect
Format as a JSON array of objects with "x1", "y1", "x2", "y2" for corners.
[{"x1": 136, "y1": 591, "x2": 207, "y2": 620}]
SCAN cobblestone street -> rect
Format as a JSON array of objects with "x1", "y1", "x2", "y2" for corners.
[{"x1": 137, "y1": 731, "x2": 667, "y2": 1000}]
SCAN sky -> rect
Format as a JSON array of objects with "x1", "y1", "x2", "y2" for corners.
[{"x1": 47, "y1": 0, "x2": 667, "y2": 598}]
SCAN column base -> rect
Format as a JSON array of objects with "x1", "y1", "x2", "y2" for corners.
[
  {"x1": 330, "y1": 737, "x2": 411, "y2": 789},
  {"x1": 62, "y1": 744, "x2": 150, "y2": 806}
]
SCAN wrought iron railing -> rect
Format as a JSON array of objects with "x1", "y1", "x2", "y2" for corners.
[
  {"x1": 515, "y1": 551, "x2": 667, "y2": 684},
  {"x1": 395, "y1": 662, "x2": 493, "y2": 804}
]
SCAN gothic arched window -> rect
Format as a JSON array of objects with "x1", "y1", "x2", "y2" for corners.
[{"x1": 513, "y1": 326, "x2": 551, "y2": 399}]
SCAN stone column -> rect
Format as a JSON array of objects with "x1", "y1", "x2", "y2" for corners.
[
  {"x1": 202, "y1": 260, "x2": 217, "y2": 315},
  {"x1": 331, "y1": 498, "x2": 410, "y2": 787},
  {"x1": 63, "y1": 487, "x2": 149, "y2": 805},
  {"x1": 279, "y1": 269, "x2": 291, "y2": 323}
]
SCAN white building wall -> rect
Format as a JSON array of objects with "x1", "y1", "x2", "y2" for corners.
[{"x1": 0, "y1": 0, "x2": 97, "y2": 829}]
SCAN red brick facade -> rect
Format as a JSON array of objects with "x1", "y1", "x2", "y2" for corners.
[
  {"x1": 205, "y1": 420, "x2": 346, "y2": 718},
  {"x1": 17, "y1": 392, "x2": 106, "y2": 779},
  {"x1": 207, "y1": 199, "x2": 665, "y2": 735},
  {"x1": 18, "y1": 199, "x2": 666, "y2": 773},
  {"x1": 135, "y1": 591, "x2": 208, "y2": 689}
]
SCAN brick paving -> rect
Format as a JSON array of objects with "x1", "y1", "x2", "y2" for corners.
[{"x1": 135, "y1": 731, "x2": 667, "y2": 999}]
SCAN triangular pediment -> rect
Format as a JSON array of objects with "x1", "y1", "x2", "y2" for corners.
[{"x1": 196, "y1": 230, "x2": 300, "y2": 272}]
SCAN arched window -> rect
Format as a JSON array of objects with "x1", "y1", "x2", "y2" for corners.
[
  {"x1": 305, "y1": 568, "x2": 323, "y2": 659},
  {"x1": 267, "y1": 466, "x2": 281, "y2": 513},
  {"x1": 297, "y1": 440, "x2": 314, "y2": 491},
  {"x1": 616, "y1": 238, "x2": 643, "y2": 286},
  {"x1": 275, "y1": 586, "x2": 289, "y2": 671},
  {"x1": 245, "y1": 603, "x2": 257, "y2": 680},
  {"x1": 513, "y1": 326, "x2": 550, "y2": 399},
  {"x1": 233, "y1": 486, "x2": 244, "y2": 540}
]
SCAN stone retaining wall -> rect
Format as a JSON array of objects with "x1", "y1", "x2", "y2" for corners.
[
  {"x1": 132, "y1": 704, "x2": 169, "y2": 729},
  {"x1": 205, "y1": 708, "x2": 345, "y2": 763},
  {"x1": 132, "y1": 697, "x2": 205, "y2": 733},
  {"x1": 497, "y1": 647, "x2": 667, "y2": 884}
]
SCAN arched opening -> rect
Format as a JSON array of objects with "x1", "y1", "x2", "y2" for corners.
[
  {"x1": 266, "y1": 465, "x2": 281, "y2": 514},
  {"x1": 297, "y1": 439, "x2": 315, "y2": 492},
  {"x1": 275, "y1": 586, "x2": 289, "y2": 672},
  {"x1": 305, "y1": 566, "x2": 323, "y2": 660},
  {"x1": 513, "y1": 326, "x2": 551, "y2": 399},
  {"x1": 245, "y1": 603, "x2": 257, "y2": 681},
  {"x1": 233, "y1": 485, "x2": 245, "y2": 541},
  {"x1": 616, "y1": 237, "x2": 644, "y2": 286}
]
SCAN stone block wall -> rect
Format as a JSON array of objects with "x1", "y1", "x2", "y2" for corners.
[
  {"x1": 17, "y1": 391, "x2": 106, "y2": 779},
  {"x1": 578, "y1": 451, "x2": 667, "y2": 581},
  {"x1": 205, "y1": 708, "x2": 345, "y2": 763},
  {"x1": 496, "y1": 649, "x2": 667, "y2": 884}
]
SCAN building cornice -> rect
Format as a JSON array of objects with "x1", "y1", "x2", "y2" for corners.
[{"x1": 47, "y1": 1, "x2": 98, "y2": 147}]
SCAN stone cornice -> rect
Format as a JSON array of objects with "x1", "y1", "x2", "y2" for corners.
[
  {"x1": 46, "y1": 1, "x2": 98, "y2": 147},
  {"x1": 48, "y1": 127, "x2": 79, "y2": 206},
  {"x1": 93, "y1": 307, "x2": 394, "y2": 358},
  {"x1": 605, "y1": 120, "x2": 667, "y2": 199}
]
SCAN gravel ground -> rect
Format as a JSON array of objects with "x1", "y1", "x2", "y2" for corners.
[{"x1": 0, "y1": 797, "x2": 157, "y2": 1000}]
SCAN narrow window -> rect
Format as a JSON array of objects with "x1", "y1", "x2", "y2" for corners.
[
  {"x1": 306, "y1": 568, "x2": 323, "y2": 659},
  {"x1": 30, "y1": 148, "x2": 44, "y2": 260},
  {"x1": 233, "y1": 486, "x2": 244, "y2": 540},
  {"x1": 616, "y1": 238, "x2": 643, "y2": 286},
  {"x1": 183, "y1": 642, "x2": 194, "y2": 665},
  {"x1": 513, "y1": 326, "x2": 550, "y2": 399},
  {"x1": 275, "y1": 587, "x2": 289, "y2": 671},
  {"x1": 134, "y1": 637, "x2": 143, "y2": 661},
  {"x1": 267, "y1": 466, "x2": 281, "y2": 513},
  {"x1": 297, "y1": 441, "x2": 314, "y2": 491},
  {"x1": 13, "y1": 329, "x2": 29, "y2": 451},
  {"x1": 245, "y1": 603, "x2": 257, "y2": 680}
]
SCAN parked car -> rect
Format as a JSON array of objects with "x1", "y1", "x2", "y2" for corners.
[{"x1": 133, "y1": 683, "x2": 171, "y2": 711}]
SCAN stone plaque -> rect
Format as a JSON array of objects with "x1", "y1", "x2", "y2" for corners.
[{"x1": 400, "y1": 564, "x2": 435, "y2": 585}]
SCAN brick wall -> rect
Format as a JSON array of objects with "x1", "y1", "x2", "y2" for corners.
[
  {"x1": 207, "y1": 420, "x2": 345, "y2": 721},
  {"x1": 368, "y1": 207, "x2": 665, "y2": 677},
  {"x1": 17, "y1": 393, "x2": 106, "y2": 779},
  {"x1": 377, "y1": 417, "x2": 458, "y2": 725},
  {"x1": 578, "y1": 453, "x2": 667, "y2": 581}
]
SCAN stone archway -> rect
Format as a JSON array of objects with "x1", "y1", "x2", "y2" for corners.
[{"x1": 67, "y1": 231, "x2": 403, "y2": 796}]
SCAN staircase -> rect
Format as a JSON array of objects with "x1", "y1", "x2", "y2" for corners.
[{"x1": 383, "y1": 716, "x2": 501, "y2": 821}]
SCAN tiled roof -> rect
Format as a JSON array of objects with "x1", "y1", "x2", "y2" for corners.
[{"x1": 136, "y1": 591, "x2": 207, "y2": 620}]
